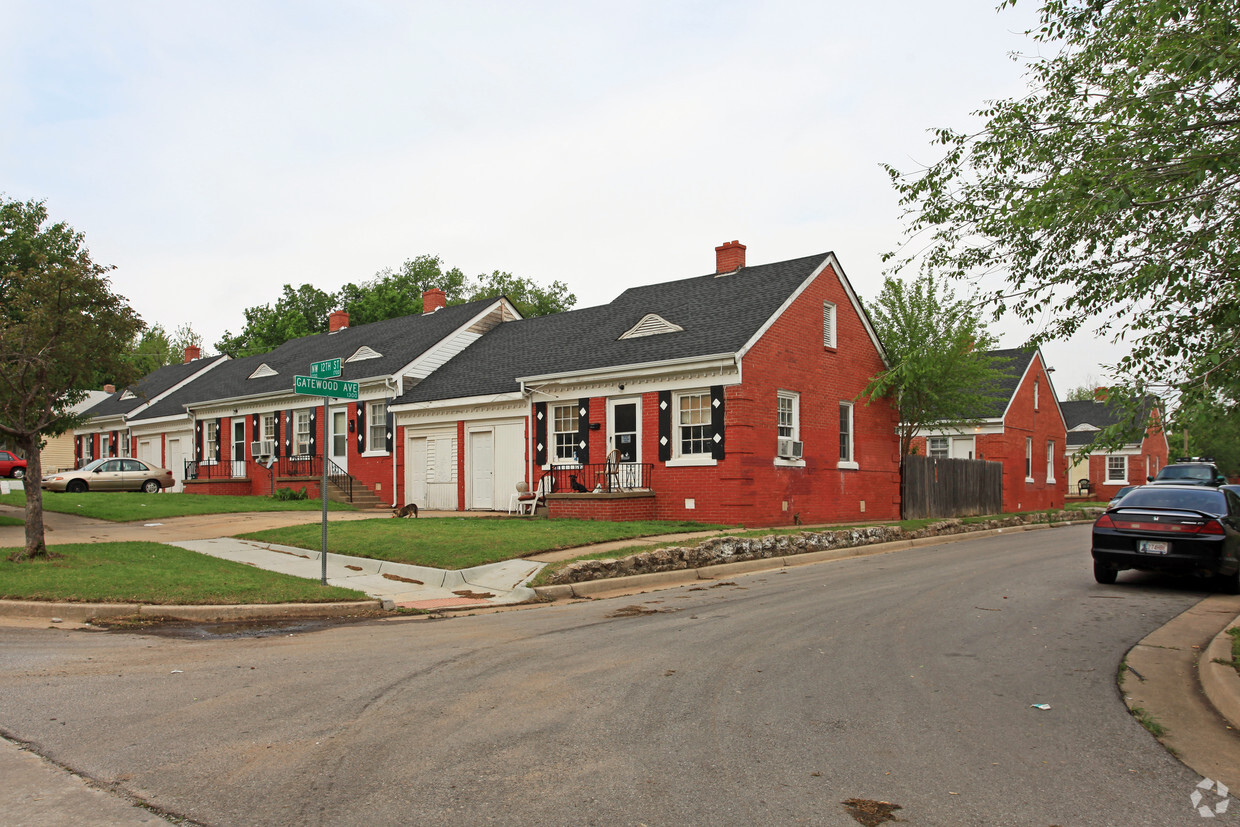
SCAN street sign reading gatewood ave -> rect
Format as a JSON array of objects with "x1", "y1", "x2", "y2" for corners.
[{"x1": 293, "y1": 375, "x2": 359, "y2": 400}]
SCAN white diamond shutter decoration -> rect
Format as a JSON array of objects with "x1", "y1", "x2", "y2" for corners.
[
  {"x1": 534, "y1": 402, "x2": 547, "y2": 466},
  {"x1": 658, "y1": 391, "x2": 672, "y2": 462}
]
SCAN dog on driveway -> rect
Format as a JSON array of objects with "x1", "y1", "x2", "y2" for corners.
[{"x1": 392, "y1": 503, "x2": 418, "y2": 518}]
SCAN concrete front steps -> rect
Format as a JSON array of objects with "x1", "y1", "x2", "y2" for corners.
[{"x1": 326, "y1": 481, "x2": 390, "y2": 511}]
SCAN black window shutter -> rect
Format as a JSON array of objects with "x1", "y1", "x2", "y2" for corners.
[
  {"x1": 309, "y1": 408, "x2": 318, "y2": 456},
  {"x1": 195, "y1": 421, "x2": 203, "y2": 462},
  {"x1": 75, "y1": 436, "x2": 81, "y2": 462},
  {"x1": 577, "y1": 398, "x2": 590, "y2": 463},
  {"x1": 658, "y1": 391, "x2": 672, "y2": 462},
  {"x1": 285, "y1": 410, "x2": 294, "y2": 456},
  {"x1": 355, "y1": 401, "x2": 365, "y2": 453},
  {"x1": 710, "y1": 386, "x2": 726, "y2": 460},
  {"x1": 385, "y1": 410, "x2": 394, "y2": 453},
  {"x1": 251, "y1": 414, "x2": 259, "y2": 445},
  {"x1": 533, "y1": 402, "x2": 547, "y2": 466},
  {"x1": 111, "y1": 431, "x2": 118, "y2": 456},
  {"x1": 273, "y1": 412, "x2": 282, "y2": 457},
  {"x1": 214, "y1": 419, "x2": 222, "y2": 461}
]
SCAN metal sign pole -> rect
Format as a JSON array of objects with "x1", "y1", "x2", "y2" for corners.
[{"x1": 321, "y1": 395, "x2": 329, "y2": 586}]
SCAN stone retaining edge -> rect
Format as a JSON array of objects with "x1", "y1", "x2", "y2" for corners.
[
  {"x1": 1200, "y1": 614, "x2": 1240, "y2": 731},
  {"x1": 534, "y1": 520, "x2": 1089, "y2": 601},
  {"x1": 0, "y1": 599, "x2": 383, "y2": 622}
]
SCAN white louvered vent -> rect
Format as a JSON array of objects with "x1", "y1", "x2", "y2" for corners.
[
  {"x1": 120, "y1": 390, "x2": 136, "y2": 400},
  {"x1": 619, "y1": 313, "x2": 684, "y2": 340},
  {"x1": 823, "y1": 302, "x2": 837, "y2": 348},
  {"x1": 248, "y1": 363, "x2": 278, "y2": 379},
  {"x1": 346, "y1": 346, "x2": 383, "y2": 362}
]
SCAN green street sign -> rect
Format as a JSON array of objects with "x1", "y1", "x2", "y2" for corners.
[
  {"x1": 310, "y1": 358, "x2": 342, "y2": 379},
  {"x1": 294, "y1": 375, "x2": 359, "y2": 400}
]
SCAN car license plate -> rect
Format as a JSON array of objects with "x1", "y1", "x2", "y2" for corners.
[{"x1": 1139, "y1": 540, "x2": 1170, "y2": 555}]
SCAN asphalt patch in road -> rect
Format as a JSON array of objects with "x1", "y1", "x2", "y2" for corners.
[{"x1": 842, "y1": 798, "x2": 901, "y2": 826}]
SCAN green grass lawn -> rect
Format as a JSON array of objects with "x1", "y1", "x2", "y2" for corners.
[
  {"x1": 0, "y1": 515, "x2": 23, "y2": 527},
  {"x1": 238, "y1": 518, "x2": 729, "y2": 569},
  {"x1": 0, "y1": 542, "x2": 365, "y2": 604},
  {"x1": 0, "y1": 491, "x2": 355, "y2": 522}
]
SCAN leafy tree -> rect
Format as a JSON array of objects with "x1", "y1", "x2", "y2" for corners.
[
  {"x1": 0, "y1": 197, "x2": 143, "y2": 560},
  {"x1": 862, "y1": 274, "x2": 1007, "y2": 458},
  {"x1": 215, "y1": 256, "x2": 576, "y2": 357},
  {"x1": 1064, "y1": 377, "x2": 1106, "y2": 402},
  {"x1": 131, "y1": 324, "x2": 174, "y2": 375},
  {"x1": 884, "y1": 0, "x2": 1240, "y2": 430}
]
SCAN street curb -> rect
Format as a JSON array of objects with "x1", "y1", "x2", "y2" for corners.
[
  {"x1": 1200, "y1": 614, "x2": 1240, "y2": 732},
  {"x1": 0, "y1": 599, "x2": 383, "y2": 623},
  {"x1": 532, "y1": 519, "x2": 1069, "y2": 600}
]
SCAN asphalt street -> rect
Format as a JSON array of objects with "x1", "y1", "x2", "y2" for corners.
[{"x1": 0, "y1": 524, "x2": 1229, "y2": 826}]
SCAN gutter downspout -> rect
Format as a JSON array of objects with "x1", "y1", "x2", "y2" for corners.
[{"x1": 386, "y1": 378, "x2": 398, "y2": 507}]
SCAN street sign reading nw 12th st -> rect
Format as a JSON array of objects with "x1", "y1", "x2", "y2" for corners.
[
  {"x1": 293, "y1": 375, "x2": 359, "y2": 400},
  {"x1": 310, "y1": 358, "x2": 342, "y2": 379}
]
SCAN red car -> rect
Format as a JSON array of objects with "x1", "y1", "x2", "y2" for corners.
[{"x1": 0, "y1": 450, "x2": 26, "y2": 479}]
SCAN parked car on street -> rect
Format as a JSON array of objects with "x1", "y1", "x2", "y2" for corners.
[
  {"x1": 1148, "y1": 457, "x2": 1225, "y2": 486},
  {"x1": 0, "y1": 450, "x2": 26, "y2": 479},
  {"x1": 42, "y1": 458, "x2": 175, "y2": 493},
  {"x1": 1092, "y1": 484, "x2": 1240, "y2": 593},
  {"x1": 1107, "y1": 485, "x2": 1138, "y2": 508}
]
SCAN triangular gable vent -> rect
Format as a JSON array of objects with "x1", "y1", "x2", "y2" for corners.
[
  {"x1": 248, "y1": 363, "x2": 279, "y2": 379},
  {"x1": 346, "y1": 346, "x2": 383, "y2": 362},
  {"x1": 1069, "y1": 423, "x2": 1100, "y2": 432},
  {"x1": 619, "y1": 313, "x2": 684, "y2": 340},
  {"x1": 120, "y1": 390, "x2": 136, "y2": 401}
]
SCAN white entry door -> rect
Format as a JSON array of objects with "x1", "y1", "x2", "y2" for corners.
[
  {"x1": 165, "y1": 434, "x2": 189, "y2": 493},
  {"x1": 329, "y1": 408, "x2": 348, "y2": 472},
  {"x1": 607, "y1": 397, "x2": 643, "y2": 488},
  {"x1": 469, "y1": 430, "x2": 494, "y2": 510},
  {"x1": 406, "y1": 437, "x2": 427, "y2": 508}
]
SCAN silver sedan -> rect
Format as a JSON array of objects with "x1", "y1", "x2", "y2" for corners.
[{"x1": 42, "y1": 458, "x2": 175, "y2": 493}]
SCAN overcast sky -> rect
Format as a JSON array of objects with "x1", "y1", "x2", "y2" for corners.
[{"x1": 2, "y1": 1, "x2": 1118, "y2": 395}]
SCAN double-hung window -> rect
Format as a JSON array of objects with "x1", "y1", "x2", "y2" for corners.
[
  {"x1": 262, "y1": 413, "x2": 276, "y2": 444},
  {"x1": 552, "y1": 404, "x2": 577, "y2": 462},
  {"x1": 204, "y1": 421, "x2": 219, "y2": 463},
  {"x1": 928, "y1": 437, "x2": 949, "y2": 458},
  {"x1": 1025, "y1": 437, "x2": 1033, "y2": 480},
  {"x1": 294, "y1": 411, "x2": 311, "y2": 456},
  {"x1": 1046, "y1": 440, "x2": 1056, "y2": 483},
  {"x1": 1107, "y1": 455, "x2": 1127, "y2": 482},
  {"x1": 777, "y1": 392, "x2": 799, "y2": 440},
  {"x1": 368, "y1": 401, "x2": 387, "y2": 453},
  {"x1": 838, "y1": 402, "x2": 855, "y2": 467},
  {"x1": 679, "y1": 392, "x2": 712, "y2": 457},
  {"x1": 100, "y1": 433, "x2": 111, "y2": 459}
]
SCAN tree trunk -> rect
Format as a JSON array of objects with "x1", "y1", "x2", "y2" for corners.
[{"x1": 11, "y1": 433, "x2": 48, "y2": 561}]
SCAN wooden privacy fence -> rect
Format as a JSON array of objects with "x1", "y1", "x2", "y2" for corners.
[{"x1": 901, "y1": 455, "x2": 1003, "y2": 520}]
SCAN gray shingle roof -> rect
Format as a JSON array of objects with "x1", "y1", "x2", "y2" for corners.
[
  {"x1": 82, "y1": 357, "x2": 227, "y2": 419},
  {"x1": 977, "y1": 347, "x2": 1037, "y2": 418},
  {"x1": 127, "y1": 298, "x2": 500, "y2": 422},
  {"x1": 397, "y1": 253, "x2": 832, "y2": 404},
  {"x1": 1061, "y1": 397, "x2": 1157, "y2": 448}
]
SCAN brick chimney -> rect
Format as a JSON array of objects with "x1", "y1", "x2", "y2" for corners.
[
  {"x1": 1094, "y1": 387, "x2": 1109, "y2": 402},
  {"x1": 103, "y1": 383, "x2": 116, "y2": 394},
  {"x1": 423, "y1": 288, "x2": 447, "y2": 313},
  {"x1": 715, "y1": 240, "x2": 746, "y2": 274},
  {"x1": 328, "y1": 310, "x2": 349, "y2": 333},
  {"x1": 183, "y1": 345, "x2": 201, "y2": 363}
]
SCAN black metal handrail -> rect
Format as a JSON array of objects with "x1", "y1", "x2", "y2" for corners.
[
  {"x1": 539, "y1": 461, "x2": 653, "y2": 494},
  {"x1": 325, "y1": 457, "x2": 353, "y2": 502}
]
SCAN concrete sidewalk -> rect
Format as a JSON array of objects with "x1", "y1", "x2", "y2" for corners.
[{"x1": 170, "y1": 537, "x2": 543, "y2": 609}]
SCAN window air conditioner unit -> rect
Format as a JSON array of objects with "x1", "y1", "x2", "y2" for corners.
[
  {"x1": 251, "y1": 440, "x2": 275, "y2": 458},
  {"x1": 777, "y1": 439, "x2": 804, "y2": 459}
]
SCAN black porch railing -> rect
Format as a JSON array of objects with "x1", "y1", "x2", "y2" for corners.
[
  {"x1": 538, "y1": 462, "x2": 653, "y2": 494},
  {"x1": 184, "y1": 456, "x2": 354, "y2": 502},
  {"x1": 184, "y1": 460, "x2": 248, "y2": 480}
]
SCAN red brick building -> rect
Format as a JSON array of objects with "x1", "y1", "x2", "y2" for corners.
[
  {"x1": 1061, "y1": 394, "x2": 1169, "y2": 496},
  {"x1": 85, "y1": 242, "x2": 903, "y2": 526},
  {"x1": 910, "y1": 348, "x2": 1067, "y2": 512}
]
